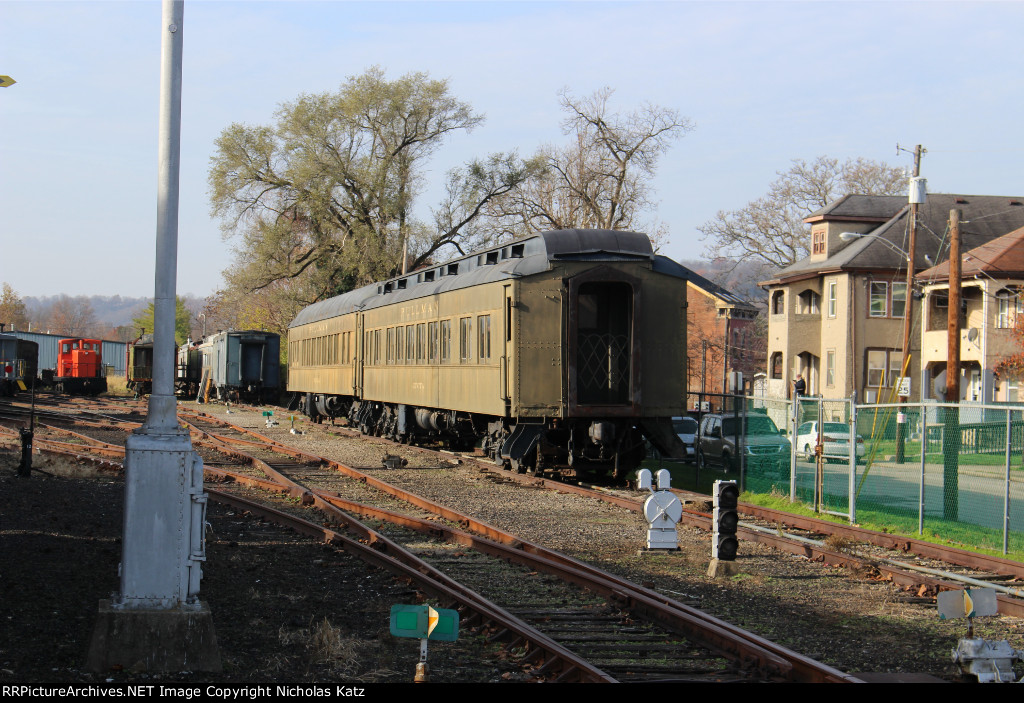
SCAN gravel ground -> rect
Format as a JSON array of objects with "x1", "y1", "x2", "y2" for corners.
[{"x1": 4, "y1": 400, "x2": 1024, "y2": 683}]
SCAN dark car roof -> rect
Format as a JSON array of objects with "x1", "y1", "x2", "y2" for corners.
[{"x1": 290, "y1": 229, "x2": 688, "y2": 328}]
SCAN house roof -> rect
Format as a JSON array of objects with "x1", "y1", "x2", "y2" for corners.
[
  {"x1": 683, "y1": 267, "x2": 758, "y2": 311},
  {"x1": 762, "y1": 194, "x2": 1024, "y2": 286},
  {"x1": 918, "y1": 224, "x2": 1024, "y2": 283},
  {"x1": 803, "y1": 194, "x2": 906, "y2": 223}
]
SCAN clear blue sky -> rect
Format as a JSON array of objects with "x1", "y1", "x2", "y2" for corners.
[{"x1": 2, "y1": 0, "x2": 1022, "y2": 298}]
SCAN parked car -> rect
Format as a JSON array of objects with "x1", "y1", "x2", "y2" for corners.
[
  {"x1": 698, "y1": 412, "x2": 790, "y2": 474},
  {"x1": 672, "y1": 416, "x2": 698, "y2": 462},
  {"x1": 795, "y1": 421, "x2": 865, "y2": 461}
]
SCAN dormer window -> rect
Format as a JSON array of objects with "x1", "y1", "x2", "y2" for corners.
[{"x1": 812, "y1": 227, "x2": 826, "y2": 255}]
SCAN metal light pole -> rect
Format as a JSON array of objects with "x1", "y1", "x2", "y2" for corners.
[
  {"x1": 896, "y1": 146, "x2": 926, "y2": 463},
  {"x1": 88, "y1": 0, "x2": 219, "y2": 673}
]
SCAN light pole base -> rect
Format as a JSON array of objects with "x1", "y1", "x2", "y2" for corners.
[{"x1": 87, "y1": 599, "x2": 221, "y2": 673}]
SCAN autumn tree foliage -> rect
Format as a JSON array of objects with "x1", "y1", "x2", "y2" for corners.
[
  {"x1": 995, "y1": 315, "x2": 1024, "y2": 382},
  {"x1": 0, "y1": 283, "x2": 30, "y2": 332}
]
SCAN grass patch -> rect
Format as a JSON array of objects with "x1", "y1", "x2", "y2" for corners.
[
  {"x1": 103, "y1": 375, "x2": 132, "y2": 397},
  {"x1": 741, "y1": 489, "x2": 1024, "y2": 562}
]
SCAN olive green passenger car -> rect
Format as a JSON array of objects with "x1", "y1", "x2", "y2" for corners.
[{"x1": 288, "y1": 229, "x2": 689, "y2": 480}]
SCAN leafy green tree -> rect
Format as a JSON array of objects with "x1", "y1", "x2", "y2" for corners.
[
  {"x1": 209, "y1": 67, "x2": 539, "y2": 301},
  {"x1": 132, "y1": 297, "x2": 192, "y2": 345}
]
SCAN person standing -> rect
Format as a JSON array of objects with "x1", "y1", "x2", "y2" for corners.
[{"x1": 793, "y1": 374, "x2": 806, "y2": 397}]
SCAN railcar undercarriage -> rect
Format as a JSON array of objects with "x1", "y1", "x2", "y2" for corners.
[{"x1": 299, "y1": 392, "x2": 686, "y2": 482}]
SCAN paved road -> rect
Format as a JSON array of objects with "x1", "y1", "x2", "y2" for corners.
[{"x1": 789, "y1": 456, "x2": 1024, "y2": 533}]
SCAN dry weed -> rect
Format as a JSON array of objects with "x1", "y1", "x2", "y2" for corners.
[
  {"x1": 824, "y1": 534, "x2": 858, "y2": 554},
  {"x1": 278, "y1": 617, "x2": 399, "y2": 681}
]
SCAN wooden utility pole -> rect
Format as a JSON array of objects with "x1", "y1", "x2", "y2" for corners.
[
  {"x1": 946, "y1": 209, "x2": 962, "y2": 403},
  {"x1": 943, "y1": 208, "x2": 961, "y2": 521}
]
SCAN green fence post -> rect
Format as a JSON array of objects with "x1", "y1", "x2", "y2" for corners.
[{"x1": 942, "y1": 403, "x2": 960, "y2": 522}]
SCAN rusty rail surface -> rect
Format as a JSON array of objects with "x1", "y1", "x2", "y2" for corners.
[
  {"x1": 179, "y1": 412, "x2": 859, "y2": 682},
  {"x1": 206, "y1": 487, "x2": 617, "y2": 683}
]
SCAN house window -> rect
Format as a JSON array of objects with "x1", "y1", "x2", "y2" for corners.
[
  {"x1": 827, "y1": 280, "x2": 837, "y2": 318},
  {"x1": 812, "y1": 227, "x2": 826, "y2": 255},
  {"x1": 870, "y1": 281, "x2": 907, "y2": 318},
  {"x1": 870, "y1": 282, "x2": 888, "y2": 317},
  {"x1": 771, "y1": 290, "x2": 785, "y2": 315},
  {"x1": 826, "y1": 350, "x2": 835, "y2": 387},
  {"x1": 770, "y1": 352, "x2": 783, "y2": 379},
  {"x1": 866, "y1": 349, "x2": 902, "y2": 389},
  {"x1": 891, "y1": 283, "x2": 907, "y2": 318},
  {"x1": 997, "y1": 289, "x2": 1022, "y2": 329},
  {"x1": 798, "y1": 289, "x2": 820, "y2": 315}
]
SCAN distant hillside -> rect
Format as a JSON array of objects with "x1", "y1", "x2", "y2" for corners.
[{"x1": 22, "y1": 294, "x2": 207, "y2": 336}]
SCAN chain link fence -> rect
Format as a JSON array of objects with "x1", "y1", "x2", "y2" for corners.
[{"x1": 643, "y1": 393, "x2": 1024, "y2": 556}]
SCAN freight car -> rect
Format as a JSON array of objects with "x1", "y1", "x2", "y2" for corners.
[
  {"x1": 0, "y1": 334, "x2": 39, "y2": 396},
  {"x1": 55, "y1": 338, "x2": 107, "y2": 395},
  {"x1": 288, "y1": 229, "x2": 690, "y2": 481},
  {"x1": 126, "y1": 333, "x2": 154, "y2": 396},
  {"x1": 176, "y1": 338, "x2": 203, "y2": 398},
  {"x1": 195, "y1": 330, "x2": 280, "y2": 404}
]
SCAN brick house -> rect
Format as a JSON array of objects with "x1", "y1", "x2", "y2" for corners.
[{"x1": 685, "y1": 269, "x2": 759, "y2": 409}]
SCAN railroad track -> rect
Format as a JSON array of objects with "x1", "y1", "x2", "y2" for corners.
[
  {"x1": 9, "y1": 397, "x2": 1024, "y2": 679},
  {"x1": 3, "y1": 400, "x2": 859, "y2": 682}
]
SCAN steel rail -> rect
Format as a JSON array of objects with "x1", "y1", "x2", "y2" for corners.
[
  {"x1": 205, "y1": 487, "x2": 617, "y2": 683},
  {"x1": 184, "y1": 418, "x2": 856, "y2": 682},
  {"x1": 202, "y1": 465, "x2": 791, "y2": 680},
  {"x1": 729, "y1": 500, "x2": 1024, "y2": 581}
]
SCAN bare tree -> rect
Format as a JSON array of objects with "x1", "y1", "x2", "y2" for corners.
[
  {"x1": 43, "y1": 295, "x2": 98, "y2": 337},
  {"x1": 491, "y1": 88, "x2": 692, "y2": 244},
  {"x1": 698, "y1": 156, "x2": 906, "y2": 272}
]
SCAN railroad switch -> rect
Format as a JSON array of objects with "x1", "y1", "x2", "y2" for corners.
[
  {"x1": 939, "y1": 587, "x2": 1023, "y2": 682},
  {"x1": 637, "y1": 468, "x2": 681, "y2": 550},
  {"x1": 952, "y1": 638, "x2": 1024, "y2": 683}
]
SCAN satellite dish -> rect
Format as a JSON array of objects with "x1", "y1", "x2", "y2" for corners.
[{"x1": 967, "y1": 328, "x2": 979, "y2": 343}]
